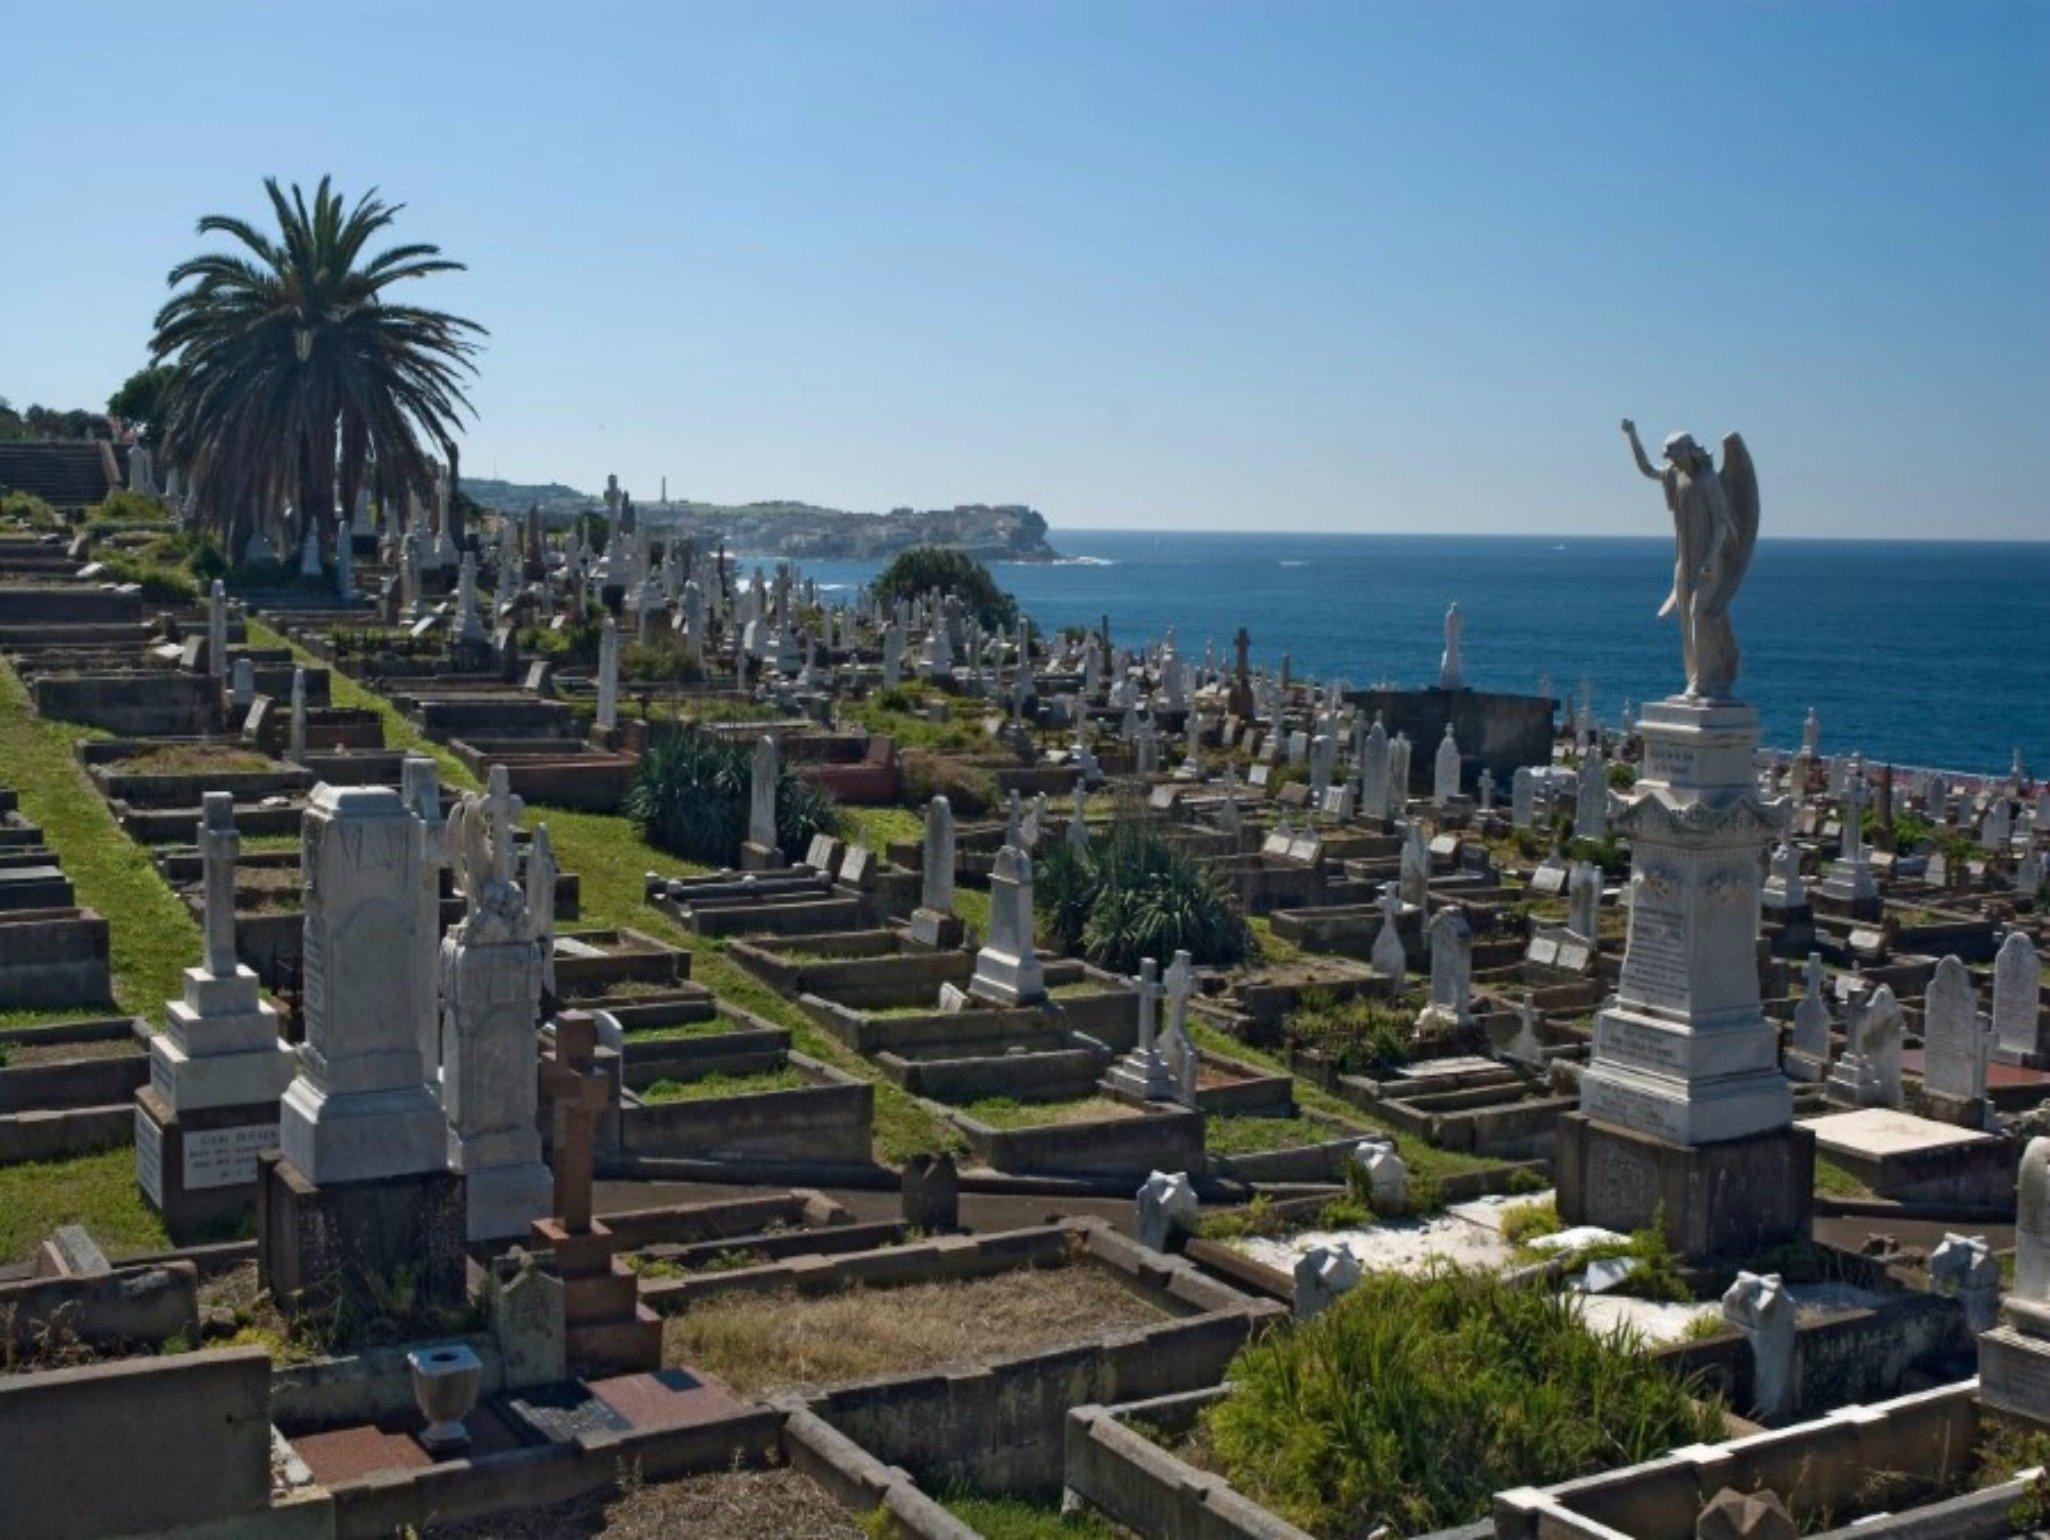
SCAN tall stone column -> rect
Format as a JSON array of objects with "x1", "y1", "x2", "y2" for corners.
[
  {"x1": 261, "y1": 785, "x2": 464, "y2": 1325},
  {"x1": 1557, "y1": 696, "x2": 1813, "y2": 1260}
]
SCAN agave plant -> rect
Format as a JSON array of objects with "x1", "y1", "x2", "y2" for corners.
[{"x1": 150, "y1": 176, "x2": 483, "y2": 564}]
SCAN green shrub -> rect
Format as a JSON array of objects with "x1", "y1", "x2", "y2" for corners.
[
  {"x1": 899, "y1": 746, "x2": 998, "y2": 816},
  {"x1": 621, "y1": 635, "x2": 706, "y2": 685},
  {"x1": 0, "y1": 490, "x2": 58, "y2": 526},
  {"x1": 96, "y1": 551, "x2": 196, "y2": 602},
  {"x1": 1037, "y1": 807, "x2": 1255, "y2": 974},
  {"x1": 625, "y1": 726, "x2": 839, "y2": 866},
  {"x1": 87, "y1": 489, "x2": 167, "y2": 525},
  {"x1": 1203, "y1": 1266, "x2": 1723, "y2": 1536},
  {"x1": 872, "y1": 545, "x2": 1018, "y2": 630}
]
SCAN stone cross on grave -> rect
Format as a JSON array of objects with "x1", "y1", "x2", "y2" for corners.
[{"x1": 538, "y1": 1013, "x2": 610, "y2": 1234}]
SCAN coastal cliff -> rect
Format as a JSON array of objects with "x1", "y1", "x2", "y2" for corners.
[{"x1": 460, "y1": 479, "x2": 1060, "y2": 562}]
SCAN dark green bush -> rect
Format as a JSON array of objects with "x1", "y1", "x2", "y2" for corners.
[
  {"x1": 626, "y1": 726, "x2": 839, "y2": 866},
  {"x1": 871, "y1": 545, "x2": 1018, "y2": 630},
  {"x1": 1204, "y1": 1266, "x2": 1723, "y2": 1536},
  {"x1": 1036, "y1": 807, "x2": 1254, "y2": 973}
]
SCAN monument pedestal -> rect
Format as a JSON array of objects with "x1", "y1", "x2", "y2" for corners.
[
  {"x1": 1556, "y1": 1112, "x2": 1814, "y2": 1262},
  {"x1": 908, "y1": 906, "x2": 964, "y2": 950},
  {"x1": 1978, "y1": 1323, "x2": 2050, "y2": 1426},
  {"x1": 740, "y1": 840, "x2": 785, "y2": 871},
  {"x1": 531, "y1": 1216, "x2": 661, "y2": 1375},
  {"x1": 1556, "y1": 694, "x2": 1807, "y2": 1264},
  {"x1": 135, "y1": 1086, "x2": 282, "y2": 1241},
  {"x1": 257, "y1": 1152, "x2": 467, "y2": 1325}
]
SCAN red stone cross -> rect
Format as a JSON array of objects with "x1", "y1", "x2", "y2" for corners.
[{"x1": 538, "y1": 1011, "x2": 610, "y2": 1233}]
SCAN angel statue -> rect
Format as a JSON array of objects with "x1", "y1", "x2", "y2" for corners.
[
  {"x1": 443, "y1": 766, "x2": 530, "y2": 943},
  {"x1": 1621, "y1": 419, "x2": 1759, "y2": 699}
]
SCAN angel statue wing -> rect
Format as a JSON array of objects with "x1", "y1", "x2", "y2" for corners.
[
  {"x1": 443, "y1": 795, "x2": 490, "y2": 899},
  {"x1": 1701, "y1": 432, "x2": 1759, "y2": 616}
]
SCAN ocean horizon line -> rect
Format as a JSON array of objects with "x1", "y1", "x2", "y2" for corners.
[{"x1": 1033, "y1": 526, "x2": 2050, "y2": 547}]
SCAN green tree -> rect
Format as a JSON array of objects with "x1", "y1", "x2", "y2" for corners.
[
  {"x1": 872, "y1": 545, "x2": 1018, "y2": 630},
  {"x1": 105, "y1": 365, "x2": 178, "y2": 442},
  {"x1": 149, "y1": 176, "x2": 483, "y2": 563}
]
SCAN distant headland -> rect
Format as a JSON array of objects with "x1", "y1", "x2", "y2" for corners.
[{"x1": 460, "y1": 477, "x2": 1061, "y2": 563}]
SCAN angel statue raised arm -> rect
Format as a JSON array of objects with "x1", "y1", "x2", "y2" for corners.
[{"x1": 1620, "y1": 419, "x2": 1759, "y2": 699}]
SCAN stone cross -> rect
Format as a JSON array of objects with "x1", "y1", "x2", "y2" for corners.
[
  {"x1": 199, "y1": 791, "x2": 239, "y2": 979},
  {"x1": 538, "y1": 1013, "x2": 610, "y2": 1234}
]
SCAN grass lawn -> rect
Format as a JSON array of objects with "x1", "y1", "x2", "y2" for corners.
[
  {"x1": 248, "y1": 623, "x2": 964, "y2": 1163},
  {"x1": 1814, "y1": 1153, "x2": 1879, "y2": 1200},
  {"x1": 839, "y1": 802, "x2": 923, "y2": 852},
  {"x1": 640, "y1": 1065, "x2": 810, "y2": 1102},
  {"x1": 1204, "y1": 1113, "x2": 1352, "y2": 1156},
  {"x1": 663, "y1": 1261, "x2": 1166, "y2": 1395},
  {"x1": 941, "y1": 1491, "x2": 1132, "y2": 1539},
  {"x1": 0, "y1": 1148, "x2": 170, "y2": 1265},
  {"x1": 0, "y1": 660, "x2": 201, "y2": 1016},
  {"x1": 1185, "y1": 1017, "x2": 1496, "y2": 1185},
  {"x1": 957, "y1": 1094, "x2": 1140, "y2": 1130}
]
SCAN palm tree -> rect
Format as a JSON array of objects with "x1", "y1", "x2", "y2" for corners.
[{"x1": 150, "y1": 177, "x2": 483, "y2": 567}]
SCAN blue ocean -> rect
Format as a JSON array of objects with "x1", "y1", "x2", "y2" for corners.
[{"x1": 786, "y1": 532, "x2": 2048, "y2": 777}]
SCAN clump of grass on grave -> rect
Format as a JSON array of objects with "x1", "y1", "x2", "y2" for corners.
[
  {"x1": 0, "y1": 1148, "x2": 170, "y2": 1266},
  {"x1": 936, "y1": 1488, "x2": 1127, "y2": 1538},
  {"x1": 1499, "y1": 1196, "x2": 1560, "y2": 1248},
  {"x1": 639, "y1": 1065, "x2": 809, "y2": 1103},
  {"x1": 1203, "y1": 1265, "x2": 1724, "y2": 1537}
]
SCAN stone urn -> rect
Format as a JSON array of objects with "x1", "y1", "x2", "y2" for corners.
[{"x1": 408, "y1": 1342, "x2": 483, "y2": 1454}]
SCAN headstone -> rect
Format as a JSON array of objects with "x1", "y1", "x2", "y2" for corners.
[
  {"x1": 1567, "y1": 859, "x2": 1600, "y2": 942},
  {"x1": 968, "y1": 844, "x2": 1046, "y2": 1006},
  {"x1": 594, "y1": 616, "x2": 619, "y2": 733},
  {"x1": 286, "y1": 667, "x2": 307, "y2": 762},
  {"x1": 1920, "y1": 954, "x2": 1988, "y2": 1111},
  {"x1": 1825, "y1": 984, "x2": 1904, "y2": 1109},
  {"x1": 1162, "y1": 949, "x2": 1200, "y2": 1105},
  {"x1": 1432, "y1": 724, "x2": 1461, "y2": 807},
  {"x1": 1370, "y1": 884, "x2": 1406, "y2": 980},
  {"x1": 1418, "y1": 907, "x2": 1473, "y2": 1030},
  {"x1": 135, "y1": 792, "x2": 296, "y2": 1237},
  {"x1": 1696, "y1": 1488, "x2": 1796, "y2": 1540},
  {"x1": 1785, "y1": 953, "x2": 1832, "y2": 1081},
  {"x1": 1761, "y1": 839, "x2": 1807, "y2": 911},
  {"x1": 1359, "y1": 717, "x2": 1391, "y2": 820},
  {"x1": 526, "y1": 823, "x2": 558, "y2": 997},
  {"x1": 901, "y1": 1151, "x2": 960, "y2": 1232},
  {"x1": 1356, "y1": 1143, "x2": 1407, "y2": 1214},
  {"x1": 1928, "y1": 1232, "x2": 2000, "y2": 1334},
  {"x1": 1510, "y1": 765, "x2": 1535, "y2": 829},
  {"x1": 207, "y1": 579, "x2": 228, "y2": 682},
  {"x1": 1293, "y1": 1243, "x2": 1361, "y2": 1319},
  {"x1": 1994, "y1": 932, "x2": 2043, "y2": 1063},
  {"x1": 439, "y1": 767, "x2": 552, "y2": 1241},
  {"x1": 278, "y1": 786, "x2": 448, "y2": 1184},
  {"x1": 1719, "y1": 1270, "x2": 1796, "y2": 1420},
  {"x1": 1135, "y1": 1170, "x2": 1198, "y2": 1252},
  {"x1": 1575, "y1": 748, "x2": 1608, "y2": 839},
  {"x1": 230, "y1": 656, "x2": 254, "y2": 714},
  {"x1": 742, "y1": 735, "x2": 782, "y2": 868}
]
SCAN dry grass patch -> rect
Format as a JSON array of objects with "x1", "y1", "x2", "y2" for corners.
[
  {"x1": 666, "y1": 1258, "x2": 1172, "y2": 1395},
  {"x1": 423, "y1": 1463, "x2": 863, "y2": 1539}
]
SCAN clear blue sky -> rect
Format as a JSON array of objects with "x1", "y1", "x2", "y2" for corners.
[{"x1": 3, "y1": 2, "x2": 2045, "y2": 538}]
